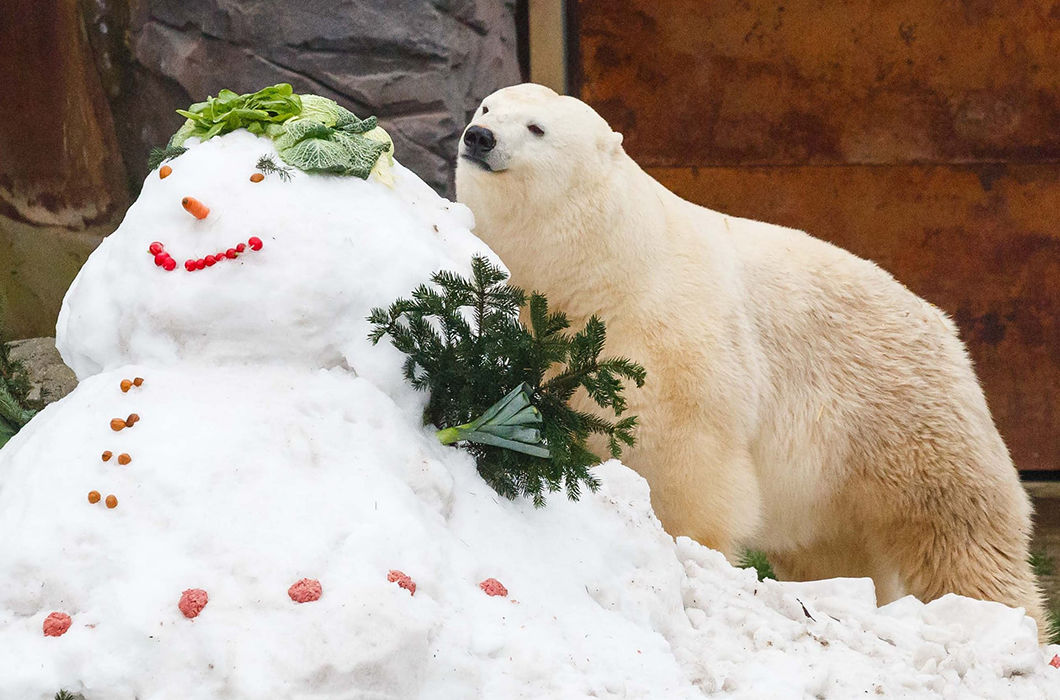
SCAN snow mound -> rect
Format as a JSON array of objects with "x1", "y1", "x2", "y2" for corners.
[
  {"x1": 0, "y1": 368, "x2": 1056, "y2": 698},
  {"x1": 1, "y1": 131, "x2": 1057, "y2": 698}
]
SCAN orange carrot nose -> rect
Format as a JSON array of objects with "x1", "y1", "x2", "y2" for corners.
[{"x1": 181, "y1": 196, "x2": 210, "y2": 219}]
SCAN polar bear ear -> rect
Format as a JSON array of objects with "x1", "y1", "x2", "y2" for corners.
[{"x1": 605, "y1": 131, "x2": 624, "y2": 156}]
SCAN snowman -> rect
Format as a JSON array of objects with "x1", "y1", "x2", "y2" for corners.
[{"x1": 0, "y1": 87, "x2": 712, "y2": 699}]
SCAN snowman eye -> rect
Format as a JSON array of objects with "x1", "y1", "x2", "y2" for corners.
[{"x1": 528, "y1": 124, "x2": 545, "y2": 137}]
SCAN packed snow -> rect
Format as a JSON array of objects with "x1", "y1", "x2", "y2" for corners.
[{"x1": 0, "y1": 130, "x2": 1057, "y2": 699}]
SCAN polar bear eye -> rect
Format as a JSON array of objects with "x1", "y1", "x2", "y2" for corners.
[
  {"x1": 527, "y1": 124, "x2": 545, "y2": 137},
  {"x1": 481, "y1": 105, "x2": 489, "y2": 114}
]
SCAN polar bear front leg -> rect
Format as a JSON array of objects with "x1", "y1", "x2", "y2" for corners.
[
  {"x1": 631, "y1": 427, "x2": 763, "y2": 563},
  {"x1": 767, "y1": 536, "x2": 906, "y2": 605}
]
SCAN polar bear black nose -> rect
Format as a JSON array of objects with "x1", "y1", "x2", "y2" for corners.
[{"x1": 463, "y1": 126, "x2": 496, "y2": 155}]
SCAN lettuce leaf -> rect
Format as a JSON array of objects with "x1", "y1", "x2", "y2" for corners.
[
  {"x1": 273, "y1": 118, "x2": 334, "y2": 152},
  {"x1": 169, "y1": 83, "x2": 303, "y2": 147},
  {"x1": 278, "y1": 137, "x2": 350, "y2": 174},
  {"x1": 298, "y1": 94, "x2": 348, "y2": 127},
  {"x1": 277, "y1": 128, "x2": 389, "y2": 178},
  {"x1": 167, "y1": 84, "x2": 392, "y2": 181}
]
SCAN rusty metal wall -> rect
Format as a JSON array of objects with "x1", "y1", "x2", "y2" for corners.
[{"x1": 574, "y1": 0, "x2": 1060, "y2": 471}]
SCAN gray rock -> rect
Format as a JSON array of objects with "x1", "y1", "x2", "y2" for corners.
[
  {"x1": 6, "y1": 338, "x2": 78, "y2": 404},
  {"x1": 98, "y1": 0, "x2": 520, "y2": 195}
]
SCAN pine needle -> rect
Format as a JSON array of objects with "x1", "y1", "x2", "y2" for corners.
[
  {"x1": 256, "y1": 154, "x2": 294, "y2": 182},
  {"x1": 146, "y1": 145, "x2": 188, "y2": 170},
  {"x1": 55, "y1": 691, "x2": 85, "y2": 700},
  {"x1": 0, "y1": 312, "x2": 41, "y2": 448},
  {"x1": 738, "y1": 549, "x2": 776, "y2": 581}
]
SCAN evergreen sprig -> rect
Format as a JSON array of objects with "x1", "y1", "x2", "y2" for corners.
[
  {"x1": 369, "y1": 256, "x2": 646, "y2": 506},
  {"x1": 0, "y1": 319, "x2": 41, "y2": 448},
  {"x1": 738, "y1": 549, "x2": 777, "y2": 581},
  {"x1": 146, "y1": 145, "x2": 188, "y2": 170},
  {"x1": 256, "y1": 154, "x2": 294, "y2": 182}
]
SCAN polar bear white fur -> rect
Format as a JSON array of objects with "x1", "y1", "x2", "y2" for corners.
[{"x1": 455, "y1": 83, "x2": 1046, "y2": 636}]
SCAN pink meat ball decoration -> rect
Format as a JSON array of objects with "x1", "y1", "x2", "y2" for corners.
[
  {"x1": 1051, "y1": 654, "x2": 1060, "y2": 669},
  {"x1": 479, "y1": 578, "x2": 508, "y2": 597},
  {"x1": 178, "y1": 588, "x2": 209, "y2": 619},
  {"x1": 43, "y1": 611, "x2": 72, "y2": 637},
  {"x1": 387, "y1": 569, "x2": 416, "y2": 596},
  {"x1": 288, "y1": 578, "x2": 322, "y2": 603}
]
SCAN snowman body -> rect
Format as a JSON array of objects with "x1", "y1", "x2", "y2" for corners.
[{"x1": 0, "y1": 132, "x2": 704, "y2": 699}]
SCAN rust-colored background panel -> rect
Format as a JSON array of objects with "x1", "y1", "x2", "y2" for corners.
[
  {"x1": 578, "y1": 0, "x2": 1060, "y2": 166},
  {"x1": 574, "y1": 1, "x2": 1060, "y2": 471}
]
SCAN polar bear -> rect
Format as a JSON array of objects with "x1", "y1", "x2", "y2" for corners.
[{"x1": 455, "y1": 83, "x2": 1047, "y2": 635}]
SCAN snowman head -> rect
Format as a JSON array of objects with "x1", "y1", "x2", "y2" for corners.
[
  {"x1": 56, "y1": 130, "x2": 491, "y2": 380},
  {"x1": 138, "y1": 138, "x2": 294, "y2": 274}
]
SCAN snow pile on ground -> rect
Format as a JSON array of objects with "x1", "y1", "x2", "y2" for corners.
[{"x1": 0, "y1": 131, "x2": 1057, "y2": 699}]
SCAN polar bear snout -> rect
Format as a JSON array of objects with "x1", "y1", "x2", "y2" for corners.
[
  {"x1": 461, "y1": 125, "x2": 501, "y2": 172},
  {"x1": 464, "y1": 126, "x2": 497, "y2": 155}
]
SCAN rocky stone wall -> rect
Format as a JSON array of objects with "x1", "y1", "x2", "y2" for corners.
[
  {"x1": 6, "y1": 338, "x2": 78, "y2": 404},
  {"x1": 92, "y1": 0, "x2": 520, "y2": 195}
]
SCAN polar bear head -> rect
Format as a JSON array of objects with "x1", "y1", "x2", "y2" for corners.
[{"x1": 455, "y1": 84, "x2": 625, "y2": 212}]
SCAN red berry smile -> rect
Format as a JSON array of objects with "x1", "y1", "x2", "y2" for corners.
[{"x1": 148, "y1": 237, "x2": 264, "y2": 273}]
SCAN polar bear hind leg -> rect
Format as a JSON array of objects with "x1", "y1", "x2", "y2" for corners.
[
  {"x1": 878, "y1": 488, "x2": 1047, "y2": 639},
  {"x1": 767, "y1": 494, "x2": 1046, "y2": 641}
]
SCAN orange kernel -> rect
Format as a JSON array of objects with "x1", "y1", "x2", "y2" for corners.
[
  {"x1": 88, "y1": 491, "x2": 101, "y2": 504},
  {"x1": 127, "y1": 413, "x2": 140, "y2": 425},
  {"x1": 110, "y1": 418, "x2": 126, "y2": 431},
  {"x1": 117, "y1": 453, "x2": 131, "y2": 465},
  {"x1": 250, "y1": 173, "x2": 265, "y2": 183},
  {"x1": 105, "y1": 494, "x2": 118, "y2": 509},
  {"x1": 102, "y1": 451, "x2": 113, "y2": 462},
  {"x1": 120, "y1": 379, "x2": 132, "y2": 392},
  {"x1": 133, "y1": 377, "x2": 144, "y2": 386},
  {"x1": 159, "y1": 165, "x2": 173, "y2": 179}
]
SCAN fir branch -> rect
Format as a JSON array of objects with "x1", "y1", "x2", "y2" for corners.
[
  {"x1": 55, "y1": 690, "x2": 85, "y2": 700},
  {"x1": 255, "y1": 154, "x2": 294, "y2": 182},
  {"x1": 738, "y1": 549, "x2": 777, "y2": 581},
  {"x1": 0, "y1": 316, "x2": 42, "y2": 448},
  {"x1": 146, "y1": 145, "x2": 187, "y2": 170},
  {"x1": 368, "y1": 255, "x2": 646, "y2": 505}
]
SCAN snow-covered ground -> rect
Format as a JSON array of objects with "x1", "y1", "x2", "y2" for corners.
[{"x1": 0, "y1": 131, "x2": 1057, "y2": 699}]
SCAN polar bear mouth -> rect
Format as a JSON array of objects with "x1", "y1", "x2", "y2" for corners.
[{"x1": 460, "y1": 153, "x2": 499, "y2": 172}]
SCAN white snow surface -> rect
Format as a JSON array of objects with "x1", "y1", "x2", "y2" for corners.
[{"x1": 1, "y1": 131, "x2": 1058, "y2": 699}]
